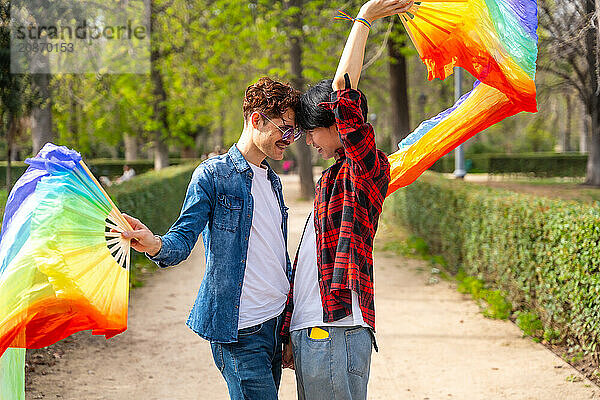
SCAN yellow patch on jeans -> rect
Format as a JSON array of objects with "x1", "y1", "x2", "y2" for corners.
[{"x1": 309, "y1": 327, "x2": 329, "y2": 339}]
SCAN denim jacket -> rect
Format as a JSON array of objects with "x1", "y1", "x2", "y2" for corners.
[{"x1": 149, "y1": 144, "x2": 291, "y2": 343}]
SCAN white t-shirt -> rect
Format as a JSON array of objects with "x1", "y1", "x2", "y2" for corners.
[
  {"x1": 238, "y1": 163, "x2": 290, "y2": 330},
  {"x1": 290, "y1": 212, "x2": 368, "y2": 332}
]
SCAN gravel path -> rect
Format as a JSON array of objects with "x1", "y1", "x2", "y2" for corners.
[{"x1": 26, "y1": 174, "x2": 598, "y2": 400}]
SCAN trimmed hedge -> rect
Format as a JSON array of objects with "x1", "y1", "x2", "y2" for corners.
[
  {"x1": 88, "y1": 158, "x2": 192, "y2": 180},
  {"x1": 386, "y1": 172, "x2": 600, "y2": 354},
  {"x1": 429, "y1": 153, "x2": 588, "y2": 177}
]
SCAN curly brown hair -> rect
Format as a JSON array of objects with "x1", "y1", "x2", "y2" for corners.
[{"x1": 243, "y1": 77, "x2": 300, "y2": 121}]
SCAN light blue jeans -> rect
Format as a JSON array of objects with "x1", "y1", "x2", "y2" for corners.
[{"x1": 290, "y1": 326, "x2": 373, "y2": 400}]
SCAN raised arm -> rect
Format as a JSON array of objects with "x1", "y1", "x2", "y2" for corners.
[{"x1": 332, "y1": 0, "x2": 414, "y2": 91}]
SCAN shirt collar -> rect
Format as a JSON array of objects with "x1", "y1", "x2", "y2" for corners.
[
  {"x1": 228, "y1": 144, "x2": 250, "y2": 173},
  {"x1": 228, "y1": 144, "x2": 280, "y2": 187}
]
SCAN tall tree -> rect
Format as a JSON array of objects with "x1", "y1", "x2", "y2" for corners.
[
  {"x1": 387, "y1": 16, "x2": 411, "y2": 147},
  {"x1": 149, "y1": 0, "x2": 171, "y2": 170},
  {"x1": 286, "y1": 0, "x2": 315, "y2": 200},
  {"x1": 539, "y1": 0, "x2": 600, "y2": 184},
  {"x1": 30, "y1": 72, "x2": 53, "y2": 155}
]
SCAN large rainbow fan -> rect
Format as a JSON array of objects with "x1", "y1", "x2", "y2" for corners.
[
  {"x1": 387, "y1": 0, "x2": 538, "y2": 194},
  {"x1": 0, "y1": 143, "x2": 132, "y2": 398}
]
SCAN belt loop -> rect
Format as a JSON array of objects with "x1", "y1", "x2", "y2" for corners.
[{"x1": 368, "y1": 328, "x2": 379, "y2": 352}]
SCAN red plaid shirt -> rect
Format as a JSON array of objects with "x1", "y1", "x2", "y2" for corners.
[{"x1": 281, "y1": 86, "x2": 390, "y2": 339}]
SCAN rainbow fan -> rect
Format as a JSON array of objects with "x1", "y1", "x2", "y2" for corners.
[
  {"x1": 0, "y1": 143, "x2": 132, "y2": 398},
  {"x1": 387, "y1": 0, "x2": 538, "y2": 194}
]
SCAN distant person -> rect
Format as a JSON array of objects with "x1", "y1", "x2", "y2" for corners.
[
  {"x1": 282, "y1": 159, "x2": 294, "y2": 174},
  {"x1": 99, "y1": 175, "x2": 112, "y2": 187},
  {"x1": 280, "y1": 1, "x2": 411, "y2": 399},
  {"x1": 120, "y1": 77, "x2": 302, "y2": 400},
  {"x1": 115, "y1": 165, "x2": 136, "y2": 184}
]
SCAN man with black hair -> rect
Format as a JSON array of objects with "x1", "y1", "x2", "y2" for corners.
[{"x1": 281, "y1": 0, "x2": 414, "y2": 399}]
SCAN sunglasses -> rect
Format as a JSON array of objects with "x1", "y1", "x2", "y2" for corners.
[{"x1": 259, "y1": 112, "x2": 304, "y2": 142}]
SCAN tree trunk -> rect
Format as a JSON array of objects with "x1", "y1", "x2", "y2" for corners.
[
  {"x1": 150, "y1": 2, "x2": 169, "y2": 170},
  {"x1": 581, "y1": 108, "x2": 591, "y2": 153},
  {"x1": 124, "y1": 134, "x2": 138, "y2": 161},
  {"x1": 69, "y1": 78, "x2": 79, "y2": 149},
  {"x1": 564, "y1": 95, "x2": 572, "y2": 152},
  {"x1": 287, "y1": 0, "x2": 314, "y2": 200},
  {"x1": 212, "y1": 107, "x2": 225, "y2": 153},
  {"x1": 558, "y1": 95, "x2": 573, "y2": 153},
  {"x1": 181, "y1": 146, "x2": 196, "y2": 159},
  {"x1": 584, "y1": 0, "x2": 600, "y2": 185},
  {"x1": 31, "y1": 72, "x2": 54, "y2": 155},
  {"x1": 153, "y1": 137, "x2": 169, "y2": 170},
  {"x1": 6, "y1": 115, "x2": 17, "y2": 192},
  {"x1": 387, "y1": 18, "x2": 411, "y2": 147},
  {"x1": 586, "y1": 105, "x2": 600, "y2": 185}
]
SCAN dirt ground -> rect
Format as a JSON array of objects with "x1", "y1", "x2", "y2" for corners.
[{"x1": 25, "y1": 174, "x2": 599, "y2": 400}]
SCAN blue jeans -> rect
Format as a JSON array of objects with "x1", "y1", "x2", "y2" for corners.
[
  {"x1": 210, "y1": 315, "x2": 283, "y2": 400},
  {"x1": 290, "y1": 326, "x2": 373, "y2": 400}
]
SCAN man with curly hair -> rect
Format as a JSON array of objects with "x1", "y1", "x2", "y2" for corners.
[{"x1": 122, "y1": 77, "x2": 302, "y2": 400}]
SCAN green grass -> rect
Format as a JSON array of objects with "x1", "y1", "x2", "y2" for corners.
[
  {"x1": 458, "y1": 173, "x2": 600, "y2": 204},
  {"x1": 0, "y1": 189, "x2": 7, "y2": 217},
  {"x1": 485, "y1": 175, "x2": 586, "y2": 185}
]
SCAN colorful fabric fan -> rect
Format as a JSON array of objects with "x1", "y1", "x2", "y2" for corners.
[
  {"x1": 0, "y1": 143, "x2": 132, "y2": 399},
  {"x1": 387, "y1": 0, "x2": 538, "y2": 194}
]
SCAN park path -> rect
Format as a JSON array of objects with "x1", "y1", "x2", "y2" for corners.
[{"x1": 27, "y1": 174, "x2": 598, "y2": 399}]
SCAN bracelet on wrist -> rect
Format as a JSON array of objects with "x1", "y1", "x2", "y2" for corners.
[
  {"x1": 334, "y1": 10, "x2": 372, "y2": 29},
  {"x1": 153, "y1": 234, "x2": 162, "y2": 255}
]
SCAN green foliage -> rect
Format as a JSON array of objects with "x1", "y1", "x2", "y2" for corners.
[
  {"x1": 517, "y1": 118, "x2": 556, "y2": 153},
  {"x1": 515, "y1": 311, "x2": 544, "y2": 341},
  {"x1": 482, "y1": 290, "x2": 512, "y2": 320},
  {"x1": 386, "y1": 172, "x2": 600, "y2": 352},
  {"x1": 457, "y1": 275, "x2": 485, "y2": 299},
  {"x1": 34, "y1": 0, "x2": 405, "y2": 159},
  {"x1": 455, "y1": 272, "x2": 512, "y2": 319},
  {"x1": 406, "y1": 235, "x2": 429, "y2": 256},
  {"x1": 0, "y1": 188, "x2": 6, "y2": 216},
  {"x1": 544, "y1": 327, "x2": 561, "y2": 343}
]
